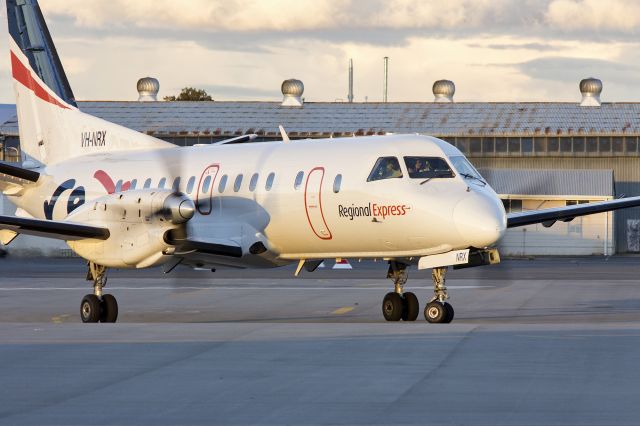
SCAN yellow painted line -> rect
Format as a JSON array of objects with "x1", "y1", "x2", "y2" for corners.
[
  {"x1": 332, "y1": 306, "x2": 354, "y2": 315},
  {"x1": 51, "y1": 314, "x2": 70, "y2": 324}
]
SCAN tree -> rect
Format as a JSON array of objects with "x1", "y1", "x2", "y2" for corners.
[{"x1": 164, "y1": 87, "x2": 213, "y2": 101}]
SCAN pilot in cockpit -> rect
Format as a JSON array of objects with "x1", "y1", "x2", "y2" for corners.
[
  {"x1": 408, "y1": 158, "x2": 430, "y2": 175},
  {"x1": 383, "y1": 159, "x2": 403, "y2": 178}
]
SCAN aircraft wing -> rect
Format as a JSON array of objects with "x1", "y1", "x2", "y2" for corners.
[
  {"x1": 507, "y1": 196, "x2": 640, "y2": 228},
  {"x1": 0, "y1": 214, "x2": 110, "y2": 242}
]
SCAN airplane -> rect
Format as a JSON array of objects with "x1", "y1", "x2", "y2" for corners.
[{"x1": 3, "y1": 0, "x2": 640, "y2": 324}]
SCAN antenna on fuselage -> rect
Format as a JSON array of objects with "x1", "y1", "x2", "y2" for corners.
[{"x1": 279, "y1": 125, "x2": 290, "y2": 143}]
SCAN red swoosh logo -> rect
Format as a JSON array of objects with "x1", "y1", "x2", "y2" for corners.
[{"x1": 93, "y1": 170, "x2": 115, "y2": 194}]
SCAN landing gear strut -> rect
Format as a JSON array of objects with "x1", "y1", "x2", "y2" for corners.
[
  {"x1": 424, "y1": 267, "x2": 454, "y2": 324},
  {"x1": 80, "y1": 262, "x2": 118, "y2": 323},
  {"x1": 382, "y1": 261, "x2": 419, "y2": 322}
]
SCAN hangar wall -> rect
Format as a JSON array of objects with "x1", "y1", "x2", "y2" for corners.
[
  {"x1": 472, "y1": 157, "x2": 640, "y2": 253},
  {"x1": 498, "y1": 200, "x2": 612, "y2": 256}
]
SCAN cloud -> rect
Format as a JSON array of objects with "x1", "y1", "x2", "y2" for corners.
[
  {"x1": 468, "y1": 42, "x2": 562, "y2": 52},
  {"x1": 44, "y1": 0, "x2": 349, "y2": 32},
  {"x1": 43, "y1": 0, "x2": 540, "y2": 32},
  {"x1": 3, "y1": 0, "x2": 640, "y2": 104},
  {"x1": 515, "y1": 56, "x2": 640, "y2": 84},
  {"x1": 545, "y1": 0, "x2": 640, "y2": 32}
]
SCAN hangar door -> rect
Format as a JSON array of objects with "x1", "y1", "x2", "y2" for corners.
[
  {"x1": 480, "y1": 169, "x2": 615, "y2": 256},
  {"x1": 499, "y1": 198, "x2": 613, "y2": 256}
]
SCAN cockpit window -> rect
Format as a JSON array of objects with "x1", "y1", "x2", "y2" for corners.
[
  {"x1": 449, "y1": 155, "x2": 485, "y2": 183},
  {"x1": 403, "y1": 157, "x2": 454, "y2": 179},
  {"x1": 367, "y1": 157, "x2": 403, "y2": 181}
]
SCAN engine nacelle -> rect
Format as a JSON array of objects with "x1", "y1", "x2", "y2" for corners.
[{"x1": 65, "y1": 189, "x2": 194, "y2": 268}]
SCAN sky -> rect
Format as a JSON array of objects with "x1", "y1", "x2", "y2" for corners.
[{"x1": 1, "y1": 0, "x2": 640, "y2": 103}]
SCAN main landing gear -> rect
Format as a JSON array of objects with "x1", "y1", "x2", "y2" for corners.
[
  {"x1": 381, "y1": 262, "x2": 453, "y2": 324},
  {"x1": 80, "y1": 262, "x2": 118, "y2": 323},
  {"x1": 382, "y1": 262, "x2": 419, "y2": 322}
]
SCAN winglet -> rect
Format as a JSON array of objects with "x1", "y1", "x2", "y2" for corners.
[{"x1": 279, "y1": 125, "x2": 290, "y2": 143}]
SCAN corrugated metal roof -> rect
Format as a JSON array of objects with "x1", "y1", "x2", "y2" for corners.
[
  {"x1": 478, "y1": 168, "x2": 614, "y2": 197},
  {"x1": 3, "y1": 101, "x2": 640, "y2": 137}
]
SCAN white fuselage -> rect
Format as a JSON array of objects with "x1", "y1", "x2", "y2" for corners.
[{"x1": 9, "y1": 134, "x2": 507, "y2": 266}]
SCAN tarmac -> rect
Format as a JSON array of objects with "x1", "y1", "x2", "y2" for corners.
[{"x1": 1, "y1": 257, "x2": 640, "y2": 425}]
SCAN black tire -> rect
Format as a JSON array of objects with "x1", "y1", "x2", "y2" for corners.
[
  {"x1": 80, "y1": 294, "x2": 101, "y2": 323},
  {"x1": 100, "y1": 294, "x2": 119, "y2": 323},
  {"x1": 382, "y1": 292, "x2": 403, "y2": 321},
  {"x1": 424, "y1": 301, "x2": 447, "y2": 323},
  {"x1": 401, "y1": 292, "x2": 419, "y2": 321},
  {"x1": 443, "y1": 302, "x2": 454, "y2": 323}
]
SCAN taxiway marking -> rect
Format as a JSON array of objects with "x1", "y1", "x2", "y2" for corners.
[
  {"x1": 0, "y1": 285, "x2": 493, "y2": 291},
  {"x1": 332, "y1": 306, "x2": 354, "y2": 315}
]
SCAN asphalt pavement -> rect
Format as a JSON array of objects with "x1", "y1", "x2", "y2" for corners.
[{"x1": 1, "y1": 256, "x2": 640, "y2": 425}]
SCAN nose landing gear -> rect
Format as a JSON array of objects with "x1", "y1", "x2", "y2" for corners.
[
  {"x1": 80, "y1": 262, "x2": 118, "y2": 323},
  {"x1": 424, "y1": 267, "x2": 454, "y2": 324},
  {"x1": 381, "y1": 263, "x2": 454, "y2": 323}
]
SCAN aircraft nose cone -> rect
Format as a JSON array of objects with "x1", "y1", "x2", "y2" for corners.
[{"x1": 454, "y1": 192, "x2": 506, "y2": 248}]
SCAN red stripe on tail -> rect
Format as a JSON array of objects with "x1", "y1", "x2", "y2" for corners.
[{"x1": 11, "y1": 51, "x2": 70, "y2": 110}]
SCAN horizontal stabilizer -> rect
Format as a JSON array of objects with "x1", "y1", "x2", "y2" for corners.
[
  {"x1": 0, "y1": 214, "x2": 110, "y2": 241},
  {"x1": 0, "y1": 162, "x2": 40, "y2": 183},
  {"x1": 507, "y1": 196, "x2": 640, "y2": 228}
]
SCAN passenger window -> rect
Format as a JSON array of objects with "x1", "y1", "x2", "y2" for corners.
[
  {"x1": 130, "y1": 179, "x2": 137, "y2": 190},
  {"x1": 249, "y1": 173, "x2": 259, "y2": 192},
  {"x1": 367, "y1": 157, "x2": 403, "y2": 182},
  {"x1": 294, "y1": 171, "x2": 304, "y2": 190},
  {"x1": 333, "y1": 174, "x2": 342, "y2": 193},
  {"x1": 158, "y1": 177, "x2": 167, "y2": 189},
  {"x1": 266, "y1": 172, "x2": 275, "y2": 191},
  {"x1": 143, "y1": 178, "x2": 152, "y2": 189},
  {"x1": 218, "y1": 175, "x2": 228, "y2": 193},
  {"x1": 172, "y1": 177, "x2": 181, "y2": 191},
  {"x1": 186, "y1": 176, "x2": 195, "y2": 194},
  {"x1": 202, "y1": 175, "x2": 212, "y2": 193},
  {"x1": 403, "y1": 157, "x2": 455, "y2": 179},
  {"x1": 234, "y1": 174, "x2": 243, "y2": 192}
]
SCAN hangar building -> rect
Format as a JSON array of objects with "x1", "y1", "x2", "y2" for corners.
[{"x1": 1, "y1": 77, "x2": 638, "y2": 256}]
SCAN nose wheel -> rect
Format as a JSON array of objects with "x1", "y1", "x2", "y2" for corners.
[
  {"x1": 424, "y1": 267, "x2": 453, "y2": 323},
  {"x1": 424, "y1": 301, "x2": 454, "y2": 324},
  {"x1": 80, "y1": 262, "x2": 118, "y2": 323}
]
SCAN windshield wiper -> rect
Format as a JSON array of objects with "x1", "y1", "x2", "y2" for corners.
[
  {"x1": 460, "y1": 173, "x2": 486, "y2": 186},
  {"x1": 420, "y1": 172, "x2": 453, "y2": 185}
]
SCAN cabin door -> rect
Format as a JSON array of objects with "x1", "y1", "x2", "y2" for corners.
[
  {"x1": 304, "y1": 167, "x2": 332, "y2": 240},
  {"x1": 196, "y1": 165, "x2": 219, "y2": 215}
]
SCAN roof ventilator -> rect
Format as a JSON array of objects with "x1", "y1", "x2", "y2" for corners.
[
  {"x1": 281, "y1": 79, "x2": 304, "y2": 107},
  {"x1": 433, "y1": 79, "x2": 455, "y2": 103},
  {"x1": 579, "y1": 77, "x2": 602, "y2": 107},
  {"x1": 137, "y1": 77, "x2": 159, "y2": 102}
]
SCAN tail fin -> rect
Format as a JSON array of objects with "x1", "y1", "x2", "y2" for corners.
[{"x1": 7, "y1": 0, "x2": 171, "y2": 165}]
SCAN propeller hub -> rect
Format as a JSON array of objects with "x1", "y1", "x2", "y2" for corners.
[
  {"x1": 163, "y1": 193, "x2": 195, "y2": 224},
  {"x1": 178, "y1": 199, "x2": 195, "y2": 221}
]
